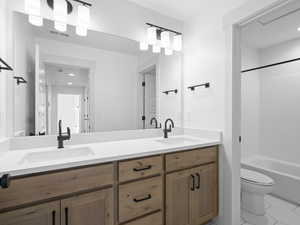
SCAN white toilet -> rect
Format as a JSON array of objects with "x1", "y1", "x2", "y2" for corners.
[{"x1": 241, "y1": 169, "x2": 274, "y2": 225}]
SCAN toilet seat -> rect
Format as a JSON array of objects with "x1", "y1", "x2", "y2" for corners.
[{"x1": 241, "y1": 169, "x2": 274, "y2": 186}]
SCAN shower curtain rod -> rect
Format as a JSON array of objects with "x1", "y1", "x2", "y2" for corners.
[{"x1": 241, "y1": 57, "x2": 300, "y2": 73}]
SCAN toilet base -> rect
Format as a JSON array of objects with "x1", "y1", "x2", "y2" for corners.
[{"x1": 242, "y1": 209, "x2": 268, "y2": 225}]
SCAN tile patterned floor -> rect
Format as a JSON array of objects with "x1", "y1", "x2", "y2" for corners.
[{"x1": 241, "y1": 195, "x2": 300, "y2": 225}]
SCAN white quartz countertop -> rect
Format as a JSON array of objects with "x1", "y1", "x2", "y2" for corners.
[{"x1": 0, "y1": 135, "x2": 221, "y2": 177}]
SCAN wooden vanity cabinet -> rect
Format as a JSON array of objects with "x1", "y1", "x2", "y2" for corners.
[
  {"x1": 166, "y1": 163, "x2": 218, "y2": 225},
  {"x1": 0, "y1": 146, "x2": 218, "y2": 225},
  {"x1": 0, "y1": 201, "x2": 60, "y2": 225},
  {"x1": 61, "y1": 189, "x2": 113, "y2": 225}
]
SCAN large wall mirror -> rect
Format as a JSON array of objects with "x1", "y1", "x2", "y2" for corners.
[{"x1": 12, "y1": 12, "x2": 182, "y2": 137}]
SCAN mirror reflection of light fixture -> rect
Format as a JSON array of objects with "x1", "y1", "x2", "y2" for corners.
[
  {"x1": 153, "y1": 44, "x2": 161, "y2": 53},
  {"x1": 173, "y1": 34, "x2": 182, "y2": 51},
  {"x1": 76, "y1": 5, "x2": 90, "y2": 36},
  {"x1": 147, "y1": 27, "x2": 157, "y2": 45},
  {"x1": 161, "y1": 31, "x2": 170, "y2": 48},
  {"x1": 165, "y1": 48, "x2": 173, "y2": 56},
  {"x1": 25, "y1": 0, "x2": 43, "y2": 26},
  {"x1": 54, "y1": 0, "x2": 68, "y2": 32},
  {"x1": 139, "y1": 41, "x2": 149, "y2": 51}
]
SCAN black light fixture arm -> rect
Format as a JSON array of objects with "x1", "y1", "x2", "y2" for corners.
[
  {"x1": 146, "y1": 23, "x2": 182, "y2": 35},
  {"x1": 188, "y1": 82, "x2": 210, "y2": 91},
  {"x1": 0, "y1": 58, "x2": 13, "y2": 72}
]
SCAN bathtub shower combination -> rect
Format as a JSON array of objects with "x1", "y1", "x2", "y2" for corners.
[{"x1": 242, "y1": 156, "x2": 300, "y2": 205}]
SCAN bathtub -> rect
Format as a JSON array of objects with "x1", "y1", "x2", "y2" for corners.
[{"x1": 242, "y1": 156, "x2": 300, "y2": 205}]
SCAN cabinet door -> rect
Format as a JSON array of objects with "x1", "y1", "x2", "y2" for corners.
[
  {"x1": 166, "y1": 169, "x2": 193, "y2": 225},
  {"x1": 190, "y1": 164, "x2": 218, "y2": 225},
  {"x1": 61, "y1": 189, "x2": 113, "y2": 225},
  {"x1": 0, "y1": 201, "x2": 60, "y2": 225}
]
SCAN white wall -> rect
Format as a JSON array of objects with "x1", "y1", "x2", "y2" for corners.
[
  {"x1": 183, "y1": 15, "x2": 225, "y2": 130},
  {"x1": 38, "y1": 39, "x2": 139, "y2": 132},
  {"x1": 13, "y1": 13, "x2": 35, "y2": 136},
  {"x1": 0, "y1": 0, "x2": 8, "y2": 139},
  {"x1": 259, "y1": 38, "x2": 300, "y2": 164},
  {"x1": 241, "y1": 44, "x2": 260, "y2": 160}
]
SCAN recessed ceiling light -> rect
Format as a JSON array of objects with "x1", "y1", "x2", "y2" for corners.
[
  {"x1": 69, "y1": 73, "x2": 75, "y2": 77},
  {"x1": 67, "y1": 82, "x2": 73, "y2": 85},
  {"x1": 298, "y1": 27, "x2": 300, "y2": 31}
]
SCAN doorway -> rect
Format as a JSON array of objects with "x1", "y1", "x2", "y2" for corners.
[
  {"x1": 57, "y1": 94, "x2": 81, "y2": 134},
  {"x1": 141, "y1": 66, "x2": 157, "y2": 129}
]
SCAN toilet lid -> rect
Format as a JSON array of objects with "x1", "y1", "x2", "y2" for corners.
[{"x1": 241, "y1": 169, "x2": 274, "y2": 186}]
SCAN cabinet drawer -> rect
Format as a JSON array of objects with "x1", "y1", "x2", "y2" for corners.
[
  {"x1": 119, "y1": 177, "x2": 162, "y2": 223},
  {"x1": 119, "y1": 156, "x2": 162, "y2": 182},
  {"x1": 0, "y1": 163, "x2": 113, "y2": 211},
  {"x1": 166, "y1": 147, "x2": 217, "y2": 172},
  {"x1": 124, "y1": 212, "x2": 163, "y2": 225}
]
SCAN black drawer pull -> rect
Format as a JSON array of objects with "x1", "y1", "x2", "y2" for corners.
[
  {"x1": 133, "y1": 194, "x2": 152, "y2": 203},
  {"x1": 52, "y1": 211, "x2": 56, "y2": 225},
  {"x1": 133, "y1": 165, "x2": 152, "y2": 172},
  {"x1": 190, "y1": 174, "x2": 195, "y2": 191},
  {"x1": 196, "y1": 173, "x2": 201, "y2": 189}
]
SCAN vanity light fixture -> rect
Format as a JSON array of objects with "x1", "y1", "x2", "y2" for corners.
[
  {"x1": 165, "y1": 48, "x2": 173, "y2": 56},
  {"x1": 173, "y1": 34, "x2": 182, "y2": 51},
  {"x1": 147, "y1": 27, "x2": 157, "y2": 45},
  {"x1": 53, "y1": 0, "x2": 68, "y2": 32},
  {"x1": 25, "y1": 0, "x2": 43, "y2": 26},
  {"x1": 161, "y1": 31, "x2": 170, "y2": 48},
  {"x1": 76, "y1": 4, "x2": 90, "y2": 36},
  {"x1": 25, "y1": 0, "x2": 92, "y2": 36}
]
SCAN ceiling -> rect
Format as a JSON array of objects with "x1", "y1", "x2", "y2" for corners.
[
  {"x1": 242, "y1": 1, "x2": 300, "y2": 49},
  {"x1": 127, "y1": 0, "x2": 248, "y2": 20}
]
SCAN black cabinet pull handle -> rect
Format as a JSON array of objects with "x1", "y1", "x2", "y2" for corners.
[
  {"x1": 133, "y1": 194, "x2": 152, "y2": 203},
  {"x1": 0, "y1": 174, "x2": 10, "y2": 189},
  {"x1": 190, "y1": 174, "x2": 195, "y2": 191},
  {"x1": 196, "y1": 173, "x2": 201, "y2": 189},
  {"x1": 133, "y1": 165, "x2": 152, "y2": 172},
  {"x1": 52, "y1": 211, "x2": 56, "y2": 225},
  {"x1": 65, "y1": 208, "x2": 69, "y2": 225}
]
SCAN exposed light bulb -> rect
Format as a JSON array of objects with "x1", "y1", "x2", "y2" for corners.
[
  {"x1": 54, "y1": 0, "x2": 67, "y2": 32},
  {"x1": 161, "y1": 31, "x2": 170, "y2": 48},
  {"x1": 76, "y1": 5, "x2": 90, "y2": 36},
  {"x1": 153, "y1": 44, "x2": 161, "y2": 53},
  {"x1": 165, "y1": 48, "x2": 173, "y2": 56},
  {"x1": 140, "y1": 41, "x2": 149, "y2": 51},
  {"x1": 25, "y1": 0, "x2": 43, "y2": 26},
  {"x1": 147, "y1": 27, "x2": 157, "y2": 45},
  {"x1": 173, "y1": 34, "x2": 182, "y2": 51}
]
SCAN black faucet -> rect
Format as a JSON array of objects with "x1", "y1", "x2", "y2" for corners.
[
  {"x1": 163, "y1": 118, "x2": 175, "y2": 138},
  {"x1": 57, "y1": 120, "x2": 71, "y2": 149},
  {"x1": 150, "y1": 117, "x2": 161, "y2": 129}
]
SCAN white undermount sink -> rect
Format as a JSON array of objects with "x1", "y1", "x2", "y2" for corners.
[
  {"x1": 20, "y1": 147, "x2": 94, "y2": 164},
  {"x1": 155, "y1": 137, "x2": 201, "y2": 145}
]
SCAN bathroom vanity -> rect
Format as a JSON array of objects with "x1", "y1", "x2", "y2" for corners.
[{"x1": 0, "y1": 137, "x2": 219, "y2": 225}]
